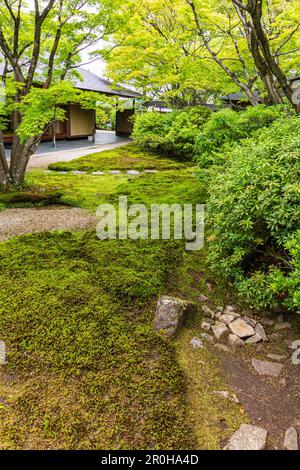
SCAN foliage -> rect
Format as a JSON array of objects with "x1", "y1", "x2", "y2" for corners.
[
  {"x1": 133, "y1": 107, "x2": 211, "y2": 160},
  {"x1": 206, "y1": 116, "x2": 300, "y2": 310},
  {"x1": 195, "y1": 105, "x2": 289, "y2": 172}
]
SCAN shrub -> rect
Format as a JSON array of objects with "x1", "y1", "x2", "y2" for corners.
[
  {"x1": 133, "y1": 106, "x2": 211, "y2": 160},
  {"x1": 194, "y1": 105, "x2": 288, "y2": 171},
  {"x1": 206, "y1": 116, "x2": 300, "y2": 311}
]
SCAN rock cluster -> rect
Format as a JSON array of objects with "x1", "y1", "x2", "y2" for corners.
[
  {"x1": 154, "y1": 295, "x2": 197, "y2": 338},
  {"x1": 200, "y1": 304, "x2": 269, "y2": 347}
]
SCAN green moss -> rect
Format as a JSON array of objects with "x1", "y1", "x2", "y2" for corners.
[{"x1": 48, "y1": 144, "x2": 192, "y2": 173}]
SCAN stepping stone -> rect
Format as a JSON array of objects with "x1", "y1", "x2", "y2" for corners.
[
  {"x1": 252, "y1": 358, "x2": 284, "y2": 377},
  {"x1": 228, "y1": 334, "x2": 244, "y2": 347},
  {"x1": 274, "y1": 322, "x2": 292, "y2": 331},
  {"x1": 212, "y1": 322, "x2": 229, "y2": 340},
  {"x1": 109, "y1": 170, "x2": 121, "y2": 175},
  {"x1": 92, "y1": 171, "x2": 105, "y2": 175},
  {"x1": 72, "y1": 170, "x2": 86, "y2": 175},
  {"x1": 0, "y1": 341, "x2": 6, "y2": 365},
  {"x1": 144, "y1": 169, "x2": 158, "y2": 173},
  {"x1": 284, "y1": 427, "x2": 298, "y2": 450},
  {"x1": 190, "y1": 337, "x2": 204, "y2": 349},
  {"x1": 127, "y1": 170, "x2": 140, "y2": 175},
  {"x1": 224, "y1": 424, "x2": 268, "y2": 450},
  {"x1": 229, "y1": 318, "x2": 255, "y2": 338}
]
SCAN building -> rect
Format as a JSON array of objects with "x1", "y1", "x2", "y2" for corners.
[{"x1": 0, "y1": 65, "x2": 141, "y2": 144}]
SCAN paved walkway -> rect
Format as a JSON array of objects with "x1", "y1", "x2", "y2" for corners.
[
  {"x1": 5, "y1": 130, "x2": 131, "y2": 169},
  {"x1": 0, "y1": 206, "x2": 96, "y2": 242}
]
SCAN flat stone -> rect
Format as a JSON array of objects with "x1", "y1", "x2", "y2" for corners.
[
  {"x1": 246, "y1": 334, "x2": 262, "y2": 344},
  {"x1": 224, "y1": 305, "x2": 238, "y2": 314},
  {"x1": 202, "y1": 305, "x2": 215, "y2": 318},
  {"x1": 199, "y1": 294, "x2": 209, "y2": 302},
  {"x1": 144, "y1": 169, "x2": 158, "y2": 173},
  {"x1": 260, "y1": 317, "x2": 275, "y2": 327},
  {"x1": 252, "y1": 358, "x2": 284, "y2": 377},
  {"x1": 229, "y1": 318, "x2": 255, "y2": 338},
  {"x1": 255, "y1": 323, "x2": 268, "y2": 341},
  {"x1": 201, "y1": 319, "x2": 212, "y2": 331},
  {"x1": 284, "y1": 427, "x2": 298, "y2": 450},
  {"x1": 274, "y1": 322, "x2": 292, "y2": 331},
  {"x1": 72, "y1": 170, "x2": 86, "y2": 174},
  {"x1": 0, "y1": 341, "x2": 6, "y2": 365},
  {"x1": 214, "y1": 343, "x2": 230, "y2": 353},
  {"x1": 212, "y1": 322, "x2": 229, "y2": 340},
  {"x1": 201, "y1": 333, "x2": 214, "y2": 342},
  {"x1": 109, "y1": 170, "x2": 121, "y2": 174},
  {"x1": 219, "y1": 313, "x2": 239, "y2": 325},
  {"x1": 228, "y1": 334, "x2": 244, "y2": 347},
  {"x1": 127, "y1": 170, "x2": 140, "y2": 175},
  {"x1": 92, "y1": 171, "x2": 105, "y2": 175},
  {"x1": 224, "y1": 424, "x2": 268, "y2": 450},
  {"x1": 190, "y1": 337, "x2": 204, "y2": 349},
  {"x1": 213, "y1": 390, "x2": 239, "y2": 403},
  {"x1": 267, "y1": 353, "x2": 288, "y2": 362}
]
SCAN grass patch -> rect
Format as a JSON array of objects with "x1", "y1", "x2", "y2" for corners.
[{"x1": 48, "y1": 144, "x2": 192, "y2": 173}]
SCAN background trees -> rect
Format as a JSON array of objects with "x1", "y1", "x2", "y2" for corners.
[
  {"x1": 106, "y1": 0, "x2": 300, "y2": 110},
  {"x1": 0, "y1": 0, "x2": 123, "y2": 189}
]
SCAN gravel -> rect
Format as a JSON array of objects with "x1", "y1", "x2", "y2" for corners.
[{"x1": 0, "y1": 206, "x2": 96, "y2": 242}]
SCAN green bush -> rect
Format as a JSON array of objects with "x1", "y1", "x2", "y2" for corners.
[
  {"x1": 133, "y1": 106, "x2": 211, "y2": 160},
  {"x1": 195, "y1": 105, "x2": 288, "y2": 171},
  {"x1": 206, "y1": 116, "x2": 300, "y2": 311}
]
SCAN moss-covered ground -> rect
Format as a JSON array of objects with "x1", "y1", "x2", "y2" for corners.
[{"x1": 0, "y1": 146, "x2": 246, "y2": 449}]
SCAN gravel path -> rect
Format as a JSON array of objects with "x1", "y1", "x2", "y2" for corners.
[{"x1": 0, "y1": 206, "x2": 96, "y2": 242}]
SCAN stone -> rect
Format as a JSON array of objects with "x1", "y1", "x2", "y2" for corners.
[
  {"x1": 252, "y1": 358, "x2": 284, "y2": 377},
  {"x1": 212, "y1": 322, "x2": 229, "y2": 340},
  {"x1": 229, "y1": 318, "x2": 255, "y2": 338},
  {"x1": 190, "y1": 337, "x2": 204, "y2": 349},
  {"x1": 274, "y1": 322, "x2": 292, "y2": 331},
  {"x1": 154, "y1": 296, "x2": 197, "y2": 338},
  {"x1": 260, "y1": 317, "x2": 275, "y2": 327},
  {"x1": 267, "y1": 353, "x2": 288, "y2": 362},
  {"x1": 144, "y1": 169, "x2": 158, "y2": 173},
  {"x1": 255, "y1": 323, "x2": 268, "y2": 341},
  {"x1": 246, "y1": 334, "x2": 262, "y2": 344},
  {"x1": 92, "y1": 171, "x2": 105, "y2": 175},
  {"x1": 218, "y1": 313, "x2": 239, "y2": 325},
  {"x1": 202, "y1": 305, "x2": 215, "y2": 318},
  {"x1": 109, "y1": 170, "x2": 121, "y2": 175},
  {"x1": 72, "y1": 170, "x2": 86, "y2": 174},
  {"x1": 127, "y1": 170, "x2": 140, "y2": 175},
  {"x1": 243, "y1": 316, "x2": 257, "y2": 328},
  {"x1": 199, "y1": 294, "x2": 209, "y2": 302},
  {"x1": 224, "y1": 424, "x2": 268, "y2": 450},
  {"x1": 269, "y1": 333, "x2": 280, "y2": 342},
  {"x1": 213, "y1": 390, "x2": 239, "y2": 403},
  {"x1": 0, "y1": 341, "x2": 6, "y2": 365},
  {"x1": 224, "y1": 305, "x2": 238, "y2": 314},
  {"x1": 201, "y1": 333, "x2": 214, "y2": 342},
  {"x1": 201, "y1": 319, "x2": 212, "y2": 331},
  {"x1": 214, "y1": 343, "x2": 230, "y2": 353},
  {"x1": 284, "y1": 427, "x2": 298, "y2": 450},
  {"x1": 228, "y1": 334, "x2": 245, "y2": 347}
]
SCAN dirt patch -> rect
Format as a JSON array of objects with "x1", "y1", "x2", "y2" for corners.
[
  {"x1": 221, "y1": 352, "x2": 300, "y2": 449},
  {"x1": 0, "y1": 206, "x2": 96, "y2": 242}
]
